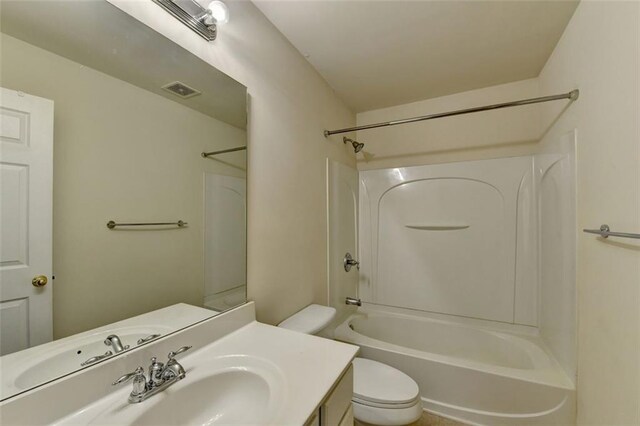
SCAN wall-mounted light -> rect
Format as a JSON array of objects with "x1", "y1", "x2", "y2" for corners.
[{"x1": 152, "y1": 0, "x2": 229, "y2": 41}]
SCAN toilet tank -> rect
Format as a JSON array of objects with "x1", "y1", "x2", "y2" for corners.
[{"x1": 278, "y1": 305, "x2": 337, "y2": 335}]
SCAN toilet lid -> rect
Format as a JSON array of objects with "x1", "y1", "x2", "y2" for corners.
[{"x1": 352, "y1": 358, "x2": 420, "y2": 405}]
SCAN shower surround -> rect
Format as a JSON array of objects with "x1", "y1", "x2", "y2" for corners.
[{"x1": 328, "y1": 134, "x2": 576, "y2": 425}]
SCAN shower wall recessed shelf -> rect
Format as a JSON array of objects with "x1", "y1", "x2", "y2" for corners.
[{"x1": 404, "y1": 224, "x2": 470, "y2": 231}]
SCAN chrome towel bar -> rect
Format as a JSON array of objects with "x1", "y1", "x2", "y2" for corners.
[
  {"x1": 201, "y1": 146, "x2": 246, "y2": 157},
  {"x1": 107, "y1": 220, "x2": 187, "y2": 229},
  {"x1": 583, "y1": 224, "x2": 640, "y2": 240}
]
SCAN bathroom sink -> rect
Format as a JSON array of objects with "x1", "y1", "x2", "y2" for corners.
[
  {"x1": 9, "y1": 317, "x2": 359, "y2": 426},
  {"x1": 133, "y1": 370, "x2": 272, "y2": 425},
  {"x1": 73, "y1": 355, "x2": 286, "y2": 426}
]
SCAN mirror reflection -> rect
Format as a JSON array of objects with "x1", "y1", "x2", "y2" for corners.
[{"x1": 0, "y1": 0, "x2": 247, "y2": 400}]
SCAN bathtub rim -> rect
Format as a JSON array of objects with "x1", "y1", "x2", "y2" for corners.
[{"x1": 334, "y1": 309, "x2": 575, "y2": 391}]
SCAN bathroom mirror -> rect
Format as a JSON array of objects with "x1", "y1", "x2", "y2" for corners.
[{"x1": 0, "y1": 0, "x2": 247, "y2": 400}]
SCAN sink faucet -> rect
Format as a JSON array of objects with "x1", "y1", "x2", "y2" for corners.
[
  {"x1": 113, "y1": 346, "x2": 191, "y2": 403},
  {"x1": 104, "y1": 334, "x2": 129, "y2": 353}
]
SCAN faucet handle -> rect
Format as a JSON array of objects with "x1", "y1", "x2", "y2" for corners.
[
  {"x1": 137, "y1": 334, "x2": 161, "y2": 345},
  {"x1": 167, "y1": 346, "x2": 192, "y2": 360},
  {"x1": 112, "y1": 366, "x2": 145, "y2": 386}
]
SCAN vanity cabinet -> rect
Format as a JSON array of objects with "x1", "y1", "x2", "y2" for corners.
[{"x1": 307, "y1": 364, "x2": 354, "y2": 426}]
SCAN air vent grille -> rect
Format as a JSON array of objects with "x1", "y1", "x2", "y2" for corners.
[{"x1": 161, "y1": 81, "x2": 201, "y2": 99}]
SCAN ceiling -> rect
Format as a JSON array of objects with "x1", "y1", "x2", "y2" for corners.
[
  {"x1": 1, "y1": 0, "x2": 247, "y2": 129},
  {"x1": 254, "y1": 0, "x2": 579, "y2": 112}
]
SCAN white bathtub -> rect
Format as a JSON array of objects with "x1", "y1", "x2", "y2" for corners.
[{"x1": 334, "y1": 309, "x2": 575, "y2": 425}]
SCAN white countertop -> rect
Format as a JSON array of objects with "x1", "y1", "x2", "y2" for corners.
[{"x1": 52, "y1": 321, "x2": 358, "y2": 425}]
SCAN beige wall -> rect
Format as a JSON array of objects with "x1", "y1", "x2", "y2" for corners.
[
  {"x1": 354, "y1": 1, "x2": 640, "y2": 423},
  {"x1": 538, "y1": 2, "x2": 640, "y2": 424},
  {"x1": 355, "y1": 78, "x2": 543, "y2": 170},
  {"x1": 108, "y1": 0, "x2": 356, "y2": 325},
  {"x1": 1, "y1": 34, "x2": 247, "y2": 338}
]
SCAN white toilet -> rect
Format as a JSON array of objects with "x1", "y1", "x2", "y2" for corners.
[{"x1": 278, "y1": 305, "x2": 423, "y2": 426}]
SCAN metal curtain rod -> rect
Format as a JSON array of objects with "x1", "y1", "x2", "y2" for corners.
[
  {"x1": 201, "y1": 146, "x2": 246, "y2": 158},
  {"x1": 324, "y1": 89, "x2": 579, "y2": 137}
]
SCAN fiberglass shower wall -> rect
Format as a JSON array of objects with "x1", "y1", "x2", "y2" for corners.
[
  {"x1": 358, "y1": 156, "x2": 538, "y2": 325},
  {"x1": 358, "y1": 150, "x2": 575, "y2": 354}
]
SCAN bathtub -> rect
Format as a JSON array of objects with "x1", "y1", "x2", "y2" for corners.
[{"x1": 334, "y1": 309, "x2": 575, "y2": 425}]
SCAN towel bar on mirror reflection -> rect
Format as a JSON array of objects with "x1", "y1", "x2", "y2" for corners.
[
  {"x1": 583, "y1": 224, "x2": 640, "y2": 240},
  {"x1": 201, "y1": 146, "x2": 246, "y2": 157},
  {"x1": 106, "y1": 220, "x2": 188, "y2": 229}
]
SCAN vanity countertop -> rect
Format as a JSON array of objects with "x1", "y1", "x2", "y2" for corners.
[{"x1": 51, "y1": 321, "x2": 358, "y2": 425}]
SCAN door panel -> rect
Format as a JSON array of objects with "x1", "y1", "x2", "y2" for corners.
[
  {"x1": 0, "y1": 107, "x2": 30, "y2": 146},
  {"x1": 0, "y1": 88, "x2": 53, "y2": 355},
  {"x1": 0, "y1": 164, "x2": 28, "y2": 268},
  {"x1": 0, "y1": 298, "x2": 29, "y2": 354}
]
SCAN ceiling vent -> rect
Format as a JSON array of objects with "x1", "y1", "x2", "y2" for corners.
[{"x1": 161, "y1": 81, "x2": 201, "y2": 99}]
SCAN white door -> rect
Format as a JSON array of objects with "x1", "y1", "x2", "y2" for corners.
[{"x1": 0, "y1": 88, "x2": 53, "y2": 355}]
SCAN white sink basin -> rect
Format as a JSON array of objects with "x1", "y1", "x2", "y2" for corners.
[
  {"x1": 133, "y1": 369, "x2": 272, "y2": 425},
  {"x1": 62, "y1": 355, "x2": 286, "y2": 426}
]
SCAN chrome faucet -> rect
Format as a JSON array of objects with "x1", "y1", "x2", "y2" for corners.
[
  {"x1": 343, "y1": 252, "x2": 360, "y2": 272},
  {"x1": 113, "y1": 346, "x2": 191, "y2": 403},
  {"x1": 345, "y1": 296, "x2": 362, "y2": 306},
  {"x1": 104, "y1": 334, "x2": 130, "y2": 353}
]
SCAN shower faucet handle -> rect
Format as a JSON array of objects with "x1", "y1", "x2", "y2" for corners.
[{"x1": 344, "y1": 252, "x2": 360, "y2": 272}]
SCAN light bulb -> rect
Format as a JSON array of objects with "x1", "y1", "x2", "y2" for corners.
[{"x1": 203, "y1": 0, "x2": 229, "y2": 26}]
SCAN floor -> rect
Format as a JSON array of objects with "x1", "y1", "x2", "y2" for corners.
[
  {"x1": 355, "y1": 411, "x2": 466, "y2": 426},
  {"x1": 411, "y1": 412, "x2": 467, "y2": 426}
]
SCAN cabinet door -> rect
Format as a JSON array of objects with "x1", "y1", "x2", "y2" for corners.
[
  {"x1": 321, "y1": 365, "x2": 353, "y2": 426},
  {"x1": 306, "y1": 409, "x2": 321, "y2": 426},
  {"x1": 338, "y1": 405, "x2": 354, "y2": 426}
]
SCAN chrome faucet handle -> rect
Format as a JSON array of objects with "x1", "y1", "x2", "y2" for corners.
[
  {"x1": 137, "y1": 334, "x2": 161, "y2": 345},
  {"x1": 113, "y1": 367, "x2": 147, "y2": 396},
  {"x1": 343, "y1": 252, "x2": 360, "y2": 272},
  {"x1": 113, "y1": 366, "x2": 145, "y2": 385},
  {"x1": 167, "y1": 346, "x2": 192, "y2": 360},
  {"x1": 161, "y1": 346, "x2": 192, "y2": 382},
  {"x1": 80, "y1": 350, "x2": 113, "y2": 366}
]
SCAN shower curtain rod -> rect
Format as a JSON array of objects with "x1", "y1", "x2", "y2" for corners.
[
  {"x1": 201, "y1": 146, "x2": 247, "y2": 157},
  {"x1": 323, "y1": 89, "x2": 579, "y2": 137}
]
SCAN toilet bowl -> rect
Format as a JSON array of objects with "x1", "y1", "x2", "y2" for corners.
[{"x1": 278, "y1": 305, "x2": 423, "y2": 425}]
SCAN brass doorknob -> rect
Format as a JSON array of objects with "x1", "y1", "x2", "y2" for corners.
[{"x1": 32, "y1": 275, "x2": 48, "y2": 287}]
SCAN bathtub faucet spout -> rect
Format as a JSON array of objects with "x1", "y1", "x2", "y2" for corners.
[{"x1": 345, "y1": 297, "x2": 362, "y2": 306}]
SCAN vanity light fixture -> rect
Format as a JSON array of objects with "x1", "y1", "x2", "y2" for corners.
[{"x1": 152, "y1": 0, "x2": 229, "y2": 41}]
